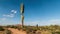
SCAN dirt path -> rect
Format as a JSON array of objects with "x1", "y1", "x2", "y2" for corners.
[{"x1": 8, "y1": 28, "x2": 27, "y2": 34}]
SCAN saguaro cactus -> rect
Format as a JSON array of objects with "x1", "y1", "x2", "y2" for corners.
[
  {"x1": 36, "y1": 24, "x2": 38, "y2": 28},
  {"x1": 20, "y1": 3, "x2": 24, "y2": 28}
]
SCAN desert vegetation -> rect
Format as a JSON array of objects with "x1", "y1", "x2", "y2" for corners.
[
  {"x1": 0, "y1": 26, "x2": 5, "y2": 31},
  {"x1": 0, "y1": 25, "x2": 60, "y2": 34}
]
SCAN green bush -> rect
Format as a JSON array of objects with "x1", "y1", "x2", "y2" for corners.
[{"x1": 0, "y1": 26, "x2": 4, "y2": 31}]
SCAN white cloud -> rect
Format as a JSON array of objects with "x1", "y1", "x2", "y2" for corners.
[
  {"x1": 3, "y1": 14, "x2": 14, "y2": 18},
  {"x1": 0, "y1": 10, "x2": 17, "y2": 25},
  {"x1": 11, "y1": 10, "x2": 17, "y2": 14},
  {"x1": 3, "y1": 10, "x2": 17, "y2": 18}
]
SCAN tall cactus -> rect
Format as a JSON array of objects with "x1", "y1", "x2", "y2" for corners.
[
  {"x1": 36, "y1": 24, "x2": 38, "y2": 30},
  {"x1": 20, "y1": 3, "x2": 24, "y2": 28}
]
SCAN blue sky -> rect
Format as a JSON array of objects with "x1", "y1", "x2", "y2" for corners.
[{"x1": 0, "y1": 0, "x2": 60, "y2": 26}]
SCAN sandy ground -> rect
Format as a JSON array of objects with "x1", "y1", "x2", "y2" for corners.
[
  {"x1": 8, "y1": 28, "x2": 27, "y2": 34},
  {"x1": 0, "y1": 31, "x2": 5, "y2": 34}
]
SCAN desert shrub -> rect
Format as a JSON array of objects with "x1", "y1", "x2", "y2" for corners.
[
  {"x1": 6, "y1": 25, "x2": 17, "y2": 29},
  {"x1": 5, "y1": 29, "x2": 11, "y2": 34},
  {"x1": 6, "y1": 25, "x2": 11, "y2": 28},
  {"x1": 27, "y1": 32, "x2": 36, "y2": 34},
  {"x1": 0, "y1": 26, "x2": 4, "y2": 31},
  {"x1": 36, "y1": 31, "x2": 41, "y2": 34},
  {"x1": 22, "y1": 28, "x2": 26, "y2": 31},
  {"x1": 17, "y1": 27, "x2": 22, "y2": 30},
  {"x1": 10, "y1": 26, "x2": 17, "y2": 29},
  {"x1": 52, "y1": 32, "x2": 60, "y2": 34},
  {"x1": 26, "y1": 27, "x2": 37, "y2": 34},
  {"x1": 32, "y1": 27, "x2": 38, "y2": 31}
]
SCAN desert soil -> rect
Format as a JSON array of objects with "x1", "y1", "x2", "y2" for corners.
[{"x1": 8, "y1": 28, "x2": 27, "y2": 34}]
